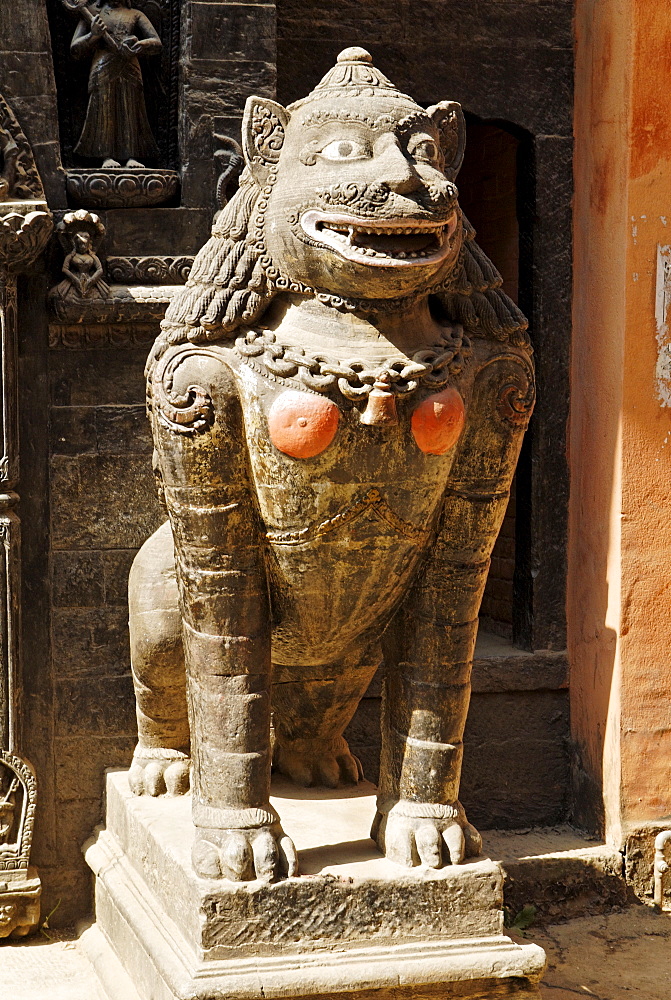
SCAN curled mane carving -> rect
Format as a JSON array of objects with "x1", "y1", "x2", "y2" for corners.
[{"x1": 152, "y1": 178, "x2": 528, "y2": 372}]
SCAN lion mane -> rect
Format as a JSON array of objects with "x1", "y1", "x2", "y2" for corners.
[{"x1": 152, "y1": 160, "x2": 529, "y2": 371}]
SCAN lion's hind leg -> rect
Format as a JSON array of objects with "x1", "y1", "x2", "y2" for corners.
[
  {"x1": 272, "y1": 641, "x2": 380, "y2": 788},
  {"x1": 128, "y1": 520, "x2": 191, "y2": 796}
]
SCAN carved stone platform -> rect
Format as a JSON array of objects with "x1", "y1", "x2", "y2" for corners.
[
  {"x1": 84, "y1": 771, "x2": 545, "y2": 1000},
  {"x1": 66, "y1": 169, "x2": 179, "y2": 209}
]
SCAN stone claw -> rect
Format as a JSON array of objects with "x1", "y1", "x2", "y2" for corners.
[
  {"x1": 192, "y1": 824, "x2": 298, "y2": 882},
  {"x1": 274, "y1": 738, "x2": 364, "y2": 788},
  {"x1": 372, "y1": 800, "x2": 481, "y2": 869},
  {"x1": 128, "y1": 747, "x2": 191, "y2": 796}
]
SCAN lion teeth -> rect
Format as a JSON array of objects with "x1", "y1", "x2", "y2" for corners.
[{"x1": 321, "y1": 222, "x2": 445, "y2": 237}]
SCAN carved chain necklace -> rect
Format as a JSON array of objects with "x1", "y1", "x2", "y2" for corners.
[{"x1": 234, "y1": 325, "x2": 471, "y2": 424}]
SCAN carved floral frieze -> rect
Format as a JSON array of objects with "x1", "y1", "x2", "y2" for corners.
[
  {"x1": 107, "y1": 255, "x2": 194, "y2": 285},
  {"x1": 66, "y1": 168, "x2": 179, "y2": 209}
]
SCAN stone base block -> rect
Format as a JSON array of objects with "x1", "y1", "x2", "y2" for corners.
[
  {"x1": 85, "y1": 771, "x2": 545, "y2": 1000},
  {"x1": 0, "y1": 867, "x2": 41, "y2": 938}
]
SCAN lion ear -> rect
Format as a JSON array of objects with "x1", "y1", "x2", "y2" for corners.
[
  {"x1": 242, "y1": 96, "x2": 290, "y2": 181},
  {"x1": 426, "y1": 101, "x2": 466, "y2": 180}
]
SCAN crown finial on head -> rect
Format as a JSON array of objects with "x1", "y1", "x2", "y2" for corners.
[
  {"x1": 289, "y1": 44, "x2": 416, "y2": 107},
  {"x1": 337, "y1": 47, "x2": 373, "y2": 64}
]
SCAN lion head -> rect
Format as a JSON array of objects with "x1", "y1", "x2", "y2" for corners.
[{"x1": 156, "y1": 48, "x2": 528, "y2": 359}]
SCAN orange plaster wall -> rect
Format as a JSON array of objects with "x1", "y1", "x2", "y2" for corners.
[
  {"x1": 570, "y1": 0, "x2": 671, "y2": 843},
  {"x1": 619, "y1": 1, "x2": 671, "y2": 827}
]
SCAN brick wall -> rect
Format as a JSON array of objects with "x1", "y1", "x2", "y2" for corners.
[{"x1": 45, "y1": 342, "x2": 164, "y2": 922}]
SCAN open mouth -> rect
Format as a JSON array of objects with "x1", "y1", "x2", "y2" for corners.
[{"x1": 300, "y1": 210, "x2": 458, "y2": 268}]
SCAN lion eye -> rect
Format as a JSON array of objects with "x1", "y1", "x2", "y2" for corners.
[
  {"x1": 320, "y1": 139, "x2": 368, "y2": 161},
  {"x1": 410, "y1": 139, "x2": 440, "y2": 163}
]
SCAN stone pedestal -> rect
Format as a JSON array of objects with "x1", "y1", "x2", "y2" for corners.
[
  {"x1": 0, "y1": 868, "x2": 40, "y2": 938},
  {"x1": 84, "y1": 771, "x2": 545, "y2": 1000}
]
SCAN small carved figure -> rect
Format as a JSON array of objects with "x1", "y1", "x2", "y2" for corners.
[
  {"x1": 67, "y1": 0, "x2": 161, "y2": 168},
  {"x1": 130, "y1": 48, "x2": 534, "y2": 883},
  {"x1": 0, "y1": 753, "x2": 40, "y2": 938},
  {"x1": 51, "y1": 210, "x2": 109, "y2": 305}
]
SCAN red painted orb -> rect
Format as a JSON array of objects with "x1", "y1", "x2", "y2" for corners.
[
  {"x1": 411, "y1": 387, "x2": 465, "y2": 455},
  {"x1": 268, "y1": 391, "x2": 340, "y2": 459}
]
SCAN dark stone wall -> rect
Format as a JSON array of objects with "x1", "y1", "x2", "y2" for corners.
[
  {"x1": 277, "y1": 0, "x2": 573, "y2": 134},
  {"x1": 0, "y1": 1, "x2": 65, "y2": 206},
  {"x1": 44, "y1": 342, "x2": 164, "y2": 923}
]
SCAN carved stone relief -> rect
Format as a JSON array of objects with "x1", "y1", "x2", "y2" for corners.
[
  {"x1": 0, "y1": 94, "x2": 50, "y2": 938},
  {"x1": 106, "y1": 254, "x2": 194, "y2": 284},
  {"x1": 65, "y1": 166, "x2": 179, "y2": 208},
  {"x1": 49, "y1": 209, "x2": 182, "y2": 330},
  {"x1": 50, "y1": 209, "x2": 109, "y2": 307},
  {"x1": 213, "y1": 135, "x2": 244, "y2": 219},
  {"x1": 50, "y1": 0, "x2": 180, "y2": 206},
  {"x1": 0, "y1": 95, "x2": 45, "y2": 203},
  {"x1": 0, "y1": 751, "x2": 40, "y2": 938}
]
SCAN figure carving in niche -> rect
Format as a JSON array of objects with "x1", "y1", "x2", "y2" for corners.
[
  {"x1": 129, "y1": 48, "x2": 534, "y2": 883},
  {"x1": 65, "y1": 0, "x2": 161, "y2": 167},
  {"x1": 50, "y1": 209, "x2": 109, "y2": 306}
]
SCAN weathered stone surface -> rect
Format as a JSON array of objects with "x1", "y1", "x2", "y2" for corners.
[
  {"x1": 625, "y1": 822, "x2": 671, "y2": 906},
  {"x1": 191, "y1": 3, "x2": 276, "y2": 64},
  {"x1": 55, "y1": 675, "x2": 136, "y2": 737},
  {"x1": 49, "y1": 349, "x2": 148, "y2": 406},
  {"x1": 85, "y1": 771, "x2": 545, "y2": 998},
  {"x1": 54, "y1": 736, "x2": 134, "y2": 803},
  {"x1": 461, "y1": 691, "x2": 569, "y2": 830},
  {"x1": 52, "y1": 608, "x2": 132, "y2": 679},
  {"x1": 484, "y1": 827, "x2": 627, "y2": 924},
  {"x1": 101, "y1": 208, "x2": 212, "y2": 257},
  {"x1": 51, "y1": 454, "x2": 162, "y2": 549}
]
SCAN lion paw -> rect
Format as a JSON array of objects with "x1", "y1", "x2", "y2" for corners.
[
  {"x1": 274, "y1": 739, "x2": 364, "y2": 788},
  {"x1": 371, "y1": 800, "x2": 482, "y2": 868},
  {"x1": 192, "y1": 824, "x2": 298, "y2": 882},
  {"x1": 128, "y1": 747, "x2": 191, "y2": 797}
]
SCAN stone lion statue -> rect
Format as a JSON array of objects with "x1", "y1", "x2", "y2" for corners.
[{"x1": 129, "y1": 47, "x2": 534, "y2": 882}]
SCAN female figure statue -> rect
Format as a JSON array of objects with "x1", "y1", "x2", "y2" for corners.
[
  {"x1": 54, "y1": 230, "x2": 109, "y2": 301},
  {"x1": 70, "y1": 0, "x2": 162, "y2": 168}
]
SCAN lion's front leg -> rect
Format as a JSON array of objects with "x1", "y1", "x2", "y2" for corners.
[
  {"x1": 151, "y1": 350, "x2": 297, "y2": 882},
  {"x1": 172, "y1": 485, "x2": 297, "y2": 882},
  {"x1": 374, "y1": 349, "x2": 534, "y2": 868},
  {"x1": 374, "y1": 572, "x2": 485, "y2": 868}
]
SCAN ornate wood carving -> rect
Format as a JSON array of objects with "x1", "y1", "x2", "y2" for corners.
[{"x1": 0, "y1": 93, "x2": 51, "y2": 939}]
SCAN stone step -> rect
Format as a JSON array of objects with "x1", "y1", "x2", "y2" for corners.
[{"x1": 480, "y1": 827, "x2": 627, "y2": 924}]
